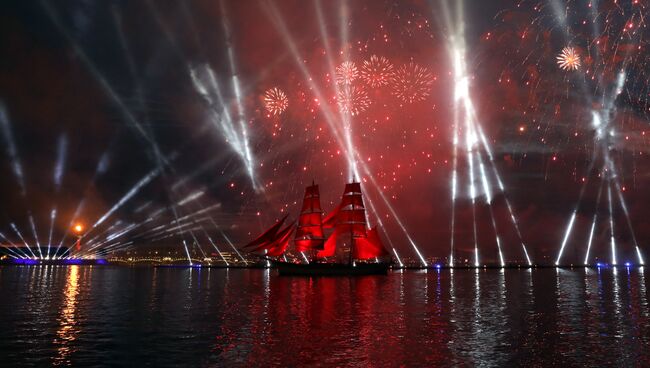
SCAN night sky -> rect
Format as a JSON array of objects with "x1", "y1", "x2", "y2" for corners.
[{"x1": 1, "y1": 0, "x2": 649, "y2": 265}]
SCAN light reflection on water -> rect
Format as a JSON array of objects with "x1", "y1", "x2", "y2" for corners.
[
  {"x1": 53, "y1": 265, "x2": 80, "y2": 365},
  {"x1": 0, "y1": 266, "x2": 648, "y2": 366}
]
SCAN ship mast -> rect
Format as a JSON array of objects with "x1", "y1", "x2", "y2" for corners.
[{"x1": 339, "y1": 181, "x2": 366, "y2": 265}]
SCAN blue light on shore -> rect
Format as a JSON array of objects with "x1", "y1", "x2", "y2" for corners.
[
  {"x1": 13, "y1": 259, "x2": 38, "y2": 265},
  {"x1": 9, "y1": 258, "x2": 107, "y2": 265}
]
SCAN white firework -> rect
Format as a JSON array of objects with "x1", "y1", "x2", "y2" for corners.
[
  {"x1": 556, "y1": 47, "x2": 581, "y2": 71},
  {"x1": 335, "y1": 61, "x2": 359, "y2": 85},
  {"x1": 263, "y1": 87, "x2": 289, "y2": 116},
  {"x1": 361, "y1": 55, "x2": 394, "y2": 88},
  {"x1": 337, "y1": 85, "x2": 371, "y2": 116},
  {"x1": 392, "y1": 62, "x2": 434, "y2": 103}
]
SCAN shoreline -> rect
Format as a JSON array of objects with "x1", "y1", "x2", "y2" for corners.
[{"x1": 0, "y1": 259, "x2": 644, "y2": 270}]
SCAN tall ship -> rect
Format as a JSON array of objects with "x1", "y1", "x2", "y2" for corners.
[{"x1": 241, "y1": 181, "x2": 392, "y2": 276}]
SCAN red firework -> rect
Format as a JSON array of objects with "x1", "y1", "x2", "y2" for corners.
[
  {"x1": 360, "y1": 55, "x2": 394, "y2": 88},
  {"x1": 263, "y1": 87, "x2": 289, "y2": 116},
  {"x1": 391, "y1": 62, "x2": 434, "y2": 103},
  {"x1": 336, "y1": 85, "x2": 371, "y2": 116},
  {"x1": 335, "y1": 61, "x2": 359, "y2": 85}
]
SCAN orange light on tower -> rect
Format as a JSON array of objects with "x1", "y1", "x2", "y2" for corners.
[{"x1": 73, "y1": 223, "x2": 84, "y2": 251}]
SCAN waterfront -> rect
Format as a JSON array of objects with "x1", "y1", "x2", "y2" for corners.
[{"x1": 0, "y1": 266, "x2": 648, "y2": 366}]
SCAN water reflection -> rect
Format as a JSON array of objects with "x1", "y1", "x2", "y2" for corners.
[
  {"x1": 53, "y1": 265, "x2": 80, "y2": 365},
  {"x1": 612, "y1": 267, "x2": 624, "y2": 340},
  {"x1": 0, "y1": 267, "x2": 649, "y2": 366}
]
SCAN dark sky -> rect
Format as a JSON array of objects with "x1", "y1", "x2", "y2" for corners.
[{"x1": 0, "y1": 0, "x2": 648, "y2": 265}]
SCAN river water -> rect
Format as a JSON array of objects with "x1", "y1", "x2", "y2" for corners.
[{"x1": 0, "y1": 266, "x2": 648, "y2": 366}]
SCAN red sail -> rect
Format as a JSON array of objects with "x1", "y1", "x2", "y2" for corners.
[
  {"x1": 344, "y1": 182, "x2": 362, "y2": 194},
  {"x1": 242, "y1": 214, "x2": 287, "y2": 250},
  {"x1": 266, "y1": 224, "x2": 294, "y2": 256},
  {"x1": 353, "y1": 227, "x2": 390, "y2": 259},
  {"x1": 317, "y1": 181, "x2": 369, "y2": 259},
  {"x1": 342, "y1": 223, "x2": 367, "y2": 237},
  {"x1": 249, "y1": 238, "x2": 275, "y2": 253},
  {"x1": 337, "y1": 209, "x2": 366, "y2": 224},
  {"x1": 301, "y1": 185, "x2": 322, "y2": 213},
  {"x1": 341, "y1": 193, "x2": 364, "y2": 208},
  {"x1": 339, "y1": 182, "x2": 367, "y2": 236},
  {"x1": 294, "y1": 183, "x2": 325, "y2": 251},
  {"x1": 250, "y1": 221, "x2": 295, "y2": 253},
  {"x1": 327, "y1": 182, "x2": 367, "y2": 229},
  {"x1": 317, "y1": 183, "x2": 367, "y2": 258},
  {"x1": 322, "y1": 204, "x2": 340, "y2": 229},
  {"x1": 316, "y1": 227, "x2": 338, "y2": 258},
  {"x1": 298, "y1": 213, "x2": 323, "y2": 227},
  {"x1": 251, "y1": 222, "x2": 294, "y2": 254},
  {"x1": 295, "y1": 225, "x2": 324, "y2": 239}
]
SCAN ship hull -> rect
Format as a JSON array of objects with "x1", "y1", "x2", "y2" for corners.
[{"x1": 274, "y1": 261, "x2": 390, "y2": 276}]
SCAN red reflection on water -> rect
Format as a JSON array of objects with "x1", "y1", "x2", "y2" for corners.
[{"x1": 214, "y1": 271, "x2": 452, "y2": 366}]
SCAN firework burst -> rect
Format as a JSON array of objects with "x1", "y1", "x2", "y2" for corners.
[
  {"x1": 263, "y1": 87, "x2": 289, "y2": 116},
  {"x1": 392, "y1": 62, "x2": 434, "y2": 103},
  {"x1": 556, "y1": 47, "x2": 581, "y2": 71},
  {"x1": 336, "y1": 85, "x2": 371, "y2": 116},
  {"x1": 360, "y1": 55, "x2": 394, "y2": 88},
  {"x1": 335, "y1": 61, "x2": 359, "y2": 85}
]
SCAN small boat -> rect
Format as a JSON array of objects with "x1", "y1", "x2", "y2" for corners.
[{"x1": 241, "y1": 181, "x2": 392, "y2": 276}]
